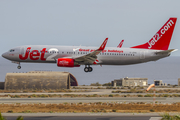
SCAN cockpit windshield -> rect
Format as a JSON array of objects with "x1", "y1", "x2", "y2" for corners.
[{"x1": 9, "y1": 49, "x2": 15, "y2": 52}]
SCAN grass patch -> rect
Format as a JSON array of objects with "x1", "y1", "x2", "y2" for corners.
[{"x1": 0, "y1": 102, "x2": 180, "y2": 113}]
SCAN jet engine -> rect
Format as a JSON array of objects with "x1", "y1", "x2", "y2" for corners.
[{"x1": 57, "y1": 58, "x2": 80, "y2": 67}]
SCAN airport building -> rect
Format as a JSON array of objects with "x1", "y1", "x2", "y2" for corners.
[
  {"x1": 112, "y1": 77, "x2": 148, "y2": 87},
  {"x1": 4, "y1": 71, "x2": 78, "y2": 90},
  {"x1": 154, "y1": 80, "x2": 167, "y2": 86},
  {"x1": 0, "y1": 82, "x2": 4, "y2": 89},
  {"x1": 178, "y1": 79, "x2": 180, "y2": 86}
]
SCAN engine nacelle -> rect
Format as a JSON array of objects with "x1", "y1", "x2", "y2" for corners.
[{"x1": 57, "y1": 58, "x2": 80, "y2": 67}]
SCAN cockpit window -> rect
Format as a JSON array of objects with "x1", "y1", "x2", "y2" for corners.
[{"x1": 9, "y1": 49, "x2": 15, "y2": 52}]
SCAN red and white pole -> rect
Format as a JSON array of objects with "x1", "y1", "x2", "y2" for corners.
[{"x1": 146, "y1": 84, "x2": 155, "y2": 106}]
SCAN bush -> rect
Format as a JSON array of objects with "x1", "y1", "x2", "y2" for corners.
[
  {"x1": 160, "y1": 113, "x2": 180, "y2": 120},
  {"x1": 22, "y1": 110, "x2": 31, "y2": 113},
  {"x1": 106, "y1": 86, "x2": 113, "y2": 89},
  {"x1": 163, "y1": 94, "x2": 169, "y2": 97},
  {"x1": 16, "y1": 116, "x2": 23, "y2": 120},
  {"x1": 102, "y1": 82, "x2": 111, "y2": 86},
  {"x1": 109, "y1": 94, "x2": 114, "y2": 97},
  {"x1": 90, "y1": 82, "x2": 101, "y2": 86},
  {"x1": 112, "y1": 109, "x2": 117, "y2": 112},
  {"x1": 144, "y1": 94, "x2": 153, "y2": 97},
  {"x1": 14, "y1": 95, "x2": 20, "y2": 98},
  {"x1": 32, "y1": 94, "x2": 37, "y2": 97},
  {"x1": 137, "y1": 95, "x2": 143, "y2": 97},
  {"x1": 149, "y1": 109, "x2": 155, "y2": 112},
  {"x1": 7, "y1": 110, "x2": 13, "y2": 113},
  {"x1": 92, "y1": 94, "x2": 98, "y2": 97},
  {"x1": 0, "y1": 112, "x2": 6, "y2": 120},
  {"x1": 39, "y1": 94, "x2": 48, "y2": 98}
]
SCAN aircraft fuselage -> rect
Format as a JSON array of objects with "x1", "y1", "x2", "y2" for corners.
[{"x1": 2, "y1": 45, "x2": 169, "y2": 65}]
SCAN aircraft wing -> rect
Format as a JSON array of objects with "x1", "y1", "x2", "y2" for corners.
[{"x1": 74, "y1": 38, "x2": 108, "y2": 65}]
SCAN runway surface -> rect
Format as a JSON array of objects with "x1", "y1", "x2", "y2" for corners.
[
  {"x1": 4, "y1": 116, "x2": 156, "y2": 120},
  {"x1": 1, "y1": 89, "x2": 180, "y2": 96},
  {"x1": 0, "y1": 97, "x2": 179, "y2": 103},
  {"x1": 2, "y1": 113, "x2": 162, "y2": 120}
]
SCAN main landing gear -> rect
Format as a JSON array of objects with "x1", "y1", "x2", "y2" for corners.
[{"x1": 84, "y1": 65, "x2": 93, "y2": 72}]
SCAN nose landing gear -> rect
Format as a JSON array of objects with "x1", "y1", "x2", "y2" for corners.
[
  {"x1": 17, "y1": 63, "x2": 21, "y2": 69},
  {"x1": 84, "y1": 65, "x2": 93, "y2": 72},
  {"x1": 17, "y1": 65, "x2": 21, "y2": 69},
  {"x1": 11, "y1": 61, "x2": 21, "y2": 69}
]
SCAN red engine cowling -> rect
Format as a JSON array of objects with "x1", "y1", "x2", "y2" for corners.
[{"x1": 57, "y1": 58, "x2": 80, "y2": 67}]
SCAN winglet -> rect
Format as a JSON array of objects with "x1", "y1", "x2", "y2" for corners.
[
  {"x1": 117, "y1": 40, "x2": 124, "y2": 48},
  {"x1": 98, "y1": 38, "x2": 108, "y2": 51}
]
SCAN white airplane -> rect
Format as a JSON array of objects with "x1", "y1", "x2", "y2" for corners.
[{"x1": 2, "y1": 18, "x2": 177, "y2": 72}]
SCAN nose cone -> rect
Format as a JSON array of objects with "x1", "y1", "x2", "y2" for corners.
[{"x1": 2, "y1": 52, "x2": 8, "y2": 59}]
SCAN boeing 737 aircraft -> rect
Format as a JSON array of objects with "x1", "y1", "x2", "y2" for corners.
[{"x1": 2, "y1": 18, "x2": 177, "y2": 72}]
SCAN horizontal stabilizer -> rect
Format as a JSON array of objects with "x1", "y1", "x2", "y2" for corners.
[{"x1": 155, "y1": 49, "x2": 178, "y2": 54}]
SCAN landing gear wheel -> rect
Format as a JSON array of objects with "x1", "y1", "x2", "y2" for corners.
[
  {"x1": 17, "y1": 66, "x2": 21, "y2": 69},
  {"x1": 88, "y1": 67, "x2": 93, "y2": 72},
  {"x1": 84, "y1": 67, "x2": 89, "y2": 72}
]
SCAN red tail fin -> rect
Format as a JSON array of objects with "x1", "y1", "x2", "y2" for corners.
[{"x1": 131, "y1": 18, "x2": 177, "y2": 50}]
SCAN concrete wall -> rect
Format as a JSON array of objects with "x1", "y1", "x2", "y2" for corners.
[
  {"x1": 112, "y1": 78, "x2": 148, "y2": 87},
  {"x1": 4, "y1": 71, "x2": 75, "y2": 90},
  {"x1": 0, "y1": 82, "x2": 4, "y2": 89},
  {"x1": 122, "y1": 78, "x2": 148, "y2": 87}
]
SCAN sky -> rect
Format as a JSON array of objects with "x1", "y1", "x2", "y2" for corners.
[{"x1": 0, "y1": 0, "x2": 180, "y2": 56}]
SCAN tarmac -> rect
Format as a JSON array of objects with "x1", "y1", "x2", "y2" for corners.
[
  {"x1": 1, "y1": 89, "x2": 180, "y2": 119},
  {"x1": 1, "y1": 89, "x2": 180, "y2": 95},
  {"x1": 0, "y1": 97, "x2": 179, "y2": 104},
  {"x1": 1, "y1": 113, "x2": 164, "y2": 120}
]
